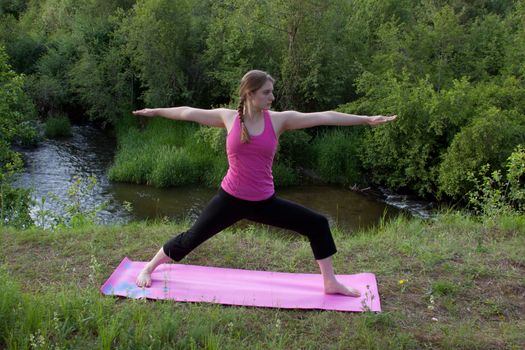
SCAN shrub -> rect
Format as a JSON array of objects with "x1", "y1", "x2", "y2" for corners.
[
  {"x1": 0, "y1": 45, "x2": 37, "y2": 228},
  {"x1": 311, "y1": 128, "x2": 364, "y2": 185},
  {"x1": 277, "y1": 130, "x2": 313, "y2": 168},
  {"x1": 438, "y1": 108, "x2": 525, "y2": 199},
  {"x1": 194, "y1": 125, "x2": 226, "y2": 155},
  {"x1": 108, "y1": 138, "x2": 156, "y2": 184},
  {"x1": 149, "y1": 146, "x2": 206, "y2": 187},
  {"x1": 273, "y1": 161, "x2": 298, "y2": 187},
  {"x1": 466, "y1": 145, "x2": 525, "y2": 216},
  {"x1": 35, "y1": 175, "x2": 108, "y2": 229}
]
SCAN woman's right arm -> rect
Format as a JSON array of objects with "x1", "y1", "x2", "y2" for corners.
[{"x1": 132, "y1": 107, "x2": 234, "y2": 128}]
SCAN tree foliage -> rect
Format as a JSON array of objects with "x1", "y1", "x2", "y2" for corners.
[
  {"x1": 2, "y1": 0, "x2": 524, "y2": 201},
  {"x1": 0, "y1": 45, "x2": 37, "y2": 227}
]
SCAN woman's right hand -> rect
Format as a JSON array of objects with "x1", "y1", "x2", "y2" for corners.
[{"x1": 132, "y1": 108, "x2": 157, "y2": 117}]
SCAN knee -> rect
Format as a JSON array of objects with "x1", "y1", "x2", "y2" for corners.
[{"x1": 310, "y1": 213, "x2": 330, "y2": 231}]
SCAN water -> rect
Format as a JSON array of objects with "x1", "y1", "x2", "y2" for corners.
[{"x1": 14, "y1": 124, "x2": 433, "y2": 232}]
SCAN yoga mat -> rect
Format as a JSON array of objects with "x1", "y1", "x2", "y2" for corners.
[{"x1": 100, "y1": 257, "x2": 381, "y2": 312}]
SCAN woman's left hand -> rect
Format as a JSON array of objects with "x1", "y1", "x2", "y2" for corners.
[{"x1": 367, "y1": 115, "x2": 397, "y2": 126}]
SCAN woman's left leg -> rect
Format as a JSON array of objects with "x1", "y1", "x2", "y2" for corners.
[{"x1": 247, "y1": 195, "x2": 360, "y2": 297}]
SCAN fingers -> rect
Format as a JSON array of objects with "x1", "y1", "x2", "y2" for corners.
[
  {"x1": 380, "y1": 115, "x2": 397, "y2": 123},
  {"x1": 369, "y1": 115, "x2": 397, "y2": 126},
  {"x1": 132, "y1": 109, "x2": 153, "y2": 117}
]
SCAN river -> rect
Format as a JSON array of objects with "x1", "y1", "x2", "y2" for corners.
[{"x1": 14, "y1": 124, "x2": 434, "y2": 232}]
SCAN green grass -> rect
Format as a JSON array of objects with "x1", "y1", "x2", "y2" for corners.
[
  {"x1": 108, "y1": 118, "x2": 237, "y2": 188},
  {"x1": 44, "y1": 114, "x2": 72, "y2": 139},
  {"x1": 109, "y1": 116, "x2": 317, "y2": 188},
  {"x1": 1, "y1": 212, "x2": 524, "y2": 349},
  {"x1": 311, "y1": 127, "x2": 365, "y2": 185}
]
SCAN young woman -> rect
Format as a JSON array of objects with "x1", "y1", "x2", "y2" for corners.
[{"x1": 132, "y1": 70, "x2": 396, "y2": 297}]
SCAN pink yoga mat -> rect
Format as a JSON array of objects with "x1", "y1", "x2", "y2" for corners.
[{"x1": 100, "y1": 257, "x2": 381, "y2": 312}]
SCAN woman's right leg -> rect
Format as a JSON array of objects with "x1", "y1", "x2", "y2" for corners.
[
  {"x1": 246, "y1": 196, "x2": 360, "y2": 297},
  {"x1": 136, "y1": 189, "x2": 245, "y2": 287}
]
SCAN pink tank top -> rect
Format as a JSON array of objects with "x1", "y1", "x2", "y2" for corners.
[{"x1": 220, "y1": 109, "x2": 278, "y2": 201}]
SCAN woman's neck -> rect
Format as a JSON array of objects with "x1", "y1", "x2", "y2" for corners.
[{"x1": 244, "y1": 104, "x2": 263, "y2": 120}]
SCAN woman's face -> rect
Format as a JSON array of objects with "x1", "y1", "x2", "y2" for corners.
[{"x1": 249, "y1": 80, "x2": 275, "y2": 110}]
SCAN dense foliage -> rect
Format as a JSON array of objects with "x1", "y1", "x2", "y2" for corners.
[
  {"x1": 0, "y1": 45, "x2": 38, "y2": 227},
  {"x1": 1, "y1": 0, "x2": 524, "y2": 205}
]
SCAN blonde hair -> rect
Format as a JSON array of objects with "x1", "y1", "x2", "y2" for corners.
[{"x1": 237, "y1": 70, "x2": 275, "y2": 143}]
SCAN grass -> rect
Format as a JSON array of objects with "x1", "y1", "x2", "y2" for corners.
[
  {"x1": 108, "y1": 116, "x2": 321, "y2": 189},
  {"x1": 44, "y1": 114, "x2": 72, "y2": 139},
  {"x1": 1, "y1": 212, "x2": 524, "y2": 349}
]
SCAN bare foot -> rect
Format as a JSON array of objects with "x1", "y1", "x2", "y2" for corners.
[
  {"x1": 136, "y1": 269, "x2": 152, "y2": 288},
  {"x1": 324, "y1": 280, "x2": 361, "y2": 297}
]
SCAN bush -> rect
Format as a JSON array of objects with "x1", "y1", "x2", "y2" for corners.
[
  {"x1": 0, "y1": 45, "x2": 37, "y2": 228},
  {"x1": 44, "y1": 114, "x2": 71, "y2": 138},
  {"x1": 466, "y1": 145, "x2": 525, "y2": 216},
  {"x1": 149, "y1": 146, "x2": 207, "y2": 187},
  {"x1": 107, "y1": 131, "x2": 156, "y2": 184},
  {"x1": 194, "y1": 125, "x2": 226, "y2": 155},
  {"x1": 311, "y1": 128, "x2": 364, "y2": 185},
  {"x1": 108, "y1": 119, "x2": 196, "y2": 185},
  {"x1": 277, "y1": 130, "x2": 313, "y2": 168},
  {"x1": 202, "y1": 156, "x2": 228, "y2": 188},
  {"x1": 34, "y1": 175, "x2": 108, "y2": 229},
  {"x1": 273, "y1": 161, "x2": 298, "y2": 187},
  {"x1": 438, "y1": 108, "x2": 525, "y2": 199},
  {"x1": 0, "y1": 181, "x2": 32, "y2": 228}
]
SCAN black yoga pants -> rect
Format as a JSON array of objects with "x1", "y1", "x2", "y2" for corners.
[{"x1": 163, "y1": 187, "x2": 337, "y2": 261}]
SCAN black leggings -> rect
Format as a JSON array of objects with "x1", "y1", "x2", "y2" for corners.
[{"x1": 163, "y1": 187, "x2": 337, "y2": 261}]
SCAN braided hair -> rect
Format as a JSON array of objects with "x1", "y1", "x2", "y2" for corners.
[
  {"x1": 237, "y1": 70, "x2": 275, "y2": 144},
  {"x1": 237, "y1": 97, "x2": 250, "y2": 143}
]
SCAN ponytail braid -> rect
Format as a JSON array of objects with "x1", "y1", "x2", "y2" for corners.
[{"x1": 238, "y1": 97, "x2": 250, "y2": 144}]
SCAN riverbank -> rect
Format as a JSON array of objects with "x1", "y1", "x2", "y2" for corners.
[
  {"x1": 1, "y1": 213, "x2": 524, "y2": 349},
  {"x1": 108, "y1": 116, "x2": 364, "y2": 190}
]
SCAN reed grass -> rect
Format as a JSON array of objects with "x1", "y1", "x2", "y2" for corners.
[
  {"x1": 44, "y1": 114, "x2": 71, "y2": 139},
  {"x1": 109, "y1": 117, "x2": 314, "y2": 188}
]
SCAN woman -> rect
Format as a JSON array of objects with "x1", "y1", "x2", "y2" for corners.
[{"x1": 132, "y1": 70, "x2": 396, "y2": 297}]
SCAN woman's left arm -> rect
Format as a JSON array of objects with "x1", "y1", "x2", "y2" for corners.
[{"x1": 277, "y1": 110, "x2": 397, "y2": 131}]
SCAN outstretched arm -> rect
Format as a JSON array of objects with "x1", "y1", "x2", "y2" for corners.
[
  {"x1": 276, "y1": 110, "x2": 397, "y2": 131},
  {"x1": 132, "y1": 107, "x2": 234, "y2": 128}
]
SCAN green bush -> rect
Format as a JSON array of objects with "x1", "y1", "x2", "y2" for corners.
[
  {"x1": 44, "y1": 114, "x2": 71, "y2": 138},
  {"x1": 35, "y1": 175, "x2": 108, "y2": 229},
  {"x1": 194, "y1": 125, "x2": 227, "y2": 155},
  {"x1": 438, "y1": 108, "x2": 525, "y2": 199},
  {"x1": 109, "y1": 119, "x2": 198, "y2": 185},
  {"x1": 149, "y1": 146, "x2": 207, "y2": 187},
  {"x1": 24, "y1": 35, "x2": 78, "y2": 114},
  {"x1": 273, "y1": 161, "x2": 298, "y2": 187},
  {"x1": 202, "y1": 156, "x2": 228, "y2": 188},
  {"x1": 311, "y1": 128, "x2": 363, "y2": 185},
  {"x1": 107, "y1": 133, "x2": 156, "y2": 184},
  {"x1": 276, "y1": 130, "x2": 313, "y2": 168},
  {"x1": 346, "y1": 72, "x2": 477, "y2": 196},
  {"x1": 0, "y1": 139, "x2": 33, "y2": 228},
  {"x1": 0, "y1": 45, "x2": 37, "y2": 228},
  {"x1": 466, "y1": 145, "x2": 525, "y2": 216}
]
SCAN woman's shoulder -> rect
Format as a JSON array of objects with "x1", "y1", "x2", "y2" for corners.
[
  {"x1": 220, "y1": 109, "x2": 238, "y2": 134},
  {"x1": 267, "y1": 109, "x2": 288, "y2": 137}
]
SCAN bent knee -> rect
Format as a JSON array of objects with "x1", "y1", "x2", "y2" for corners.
[
  {"x1": 314, "y1": 213, "x2": 330, "y2": 228},
  {"x1": 304, "y1": 213, "x2": 330, "y2": 232}
]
